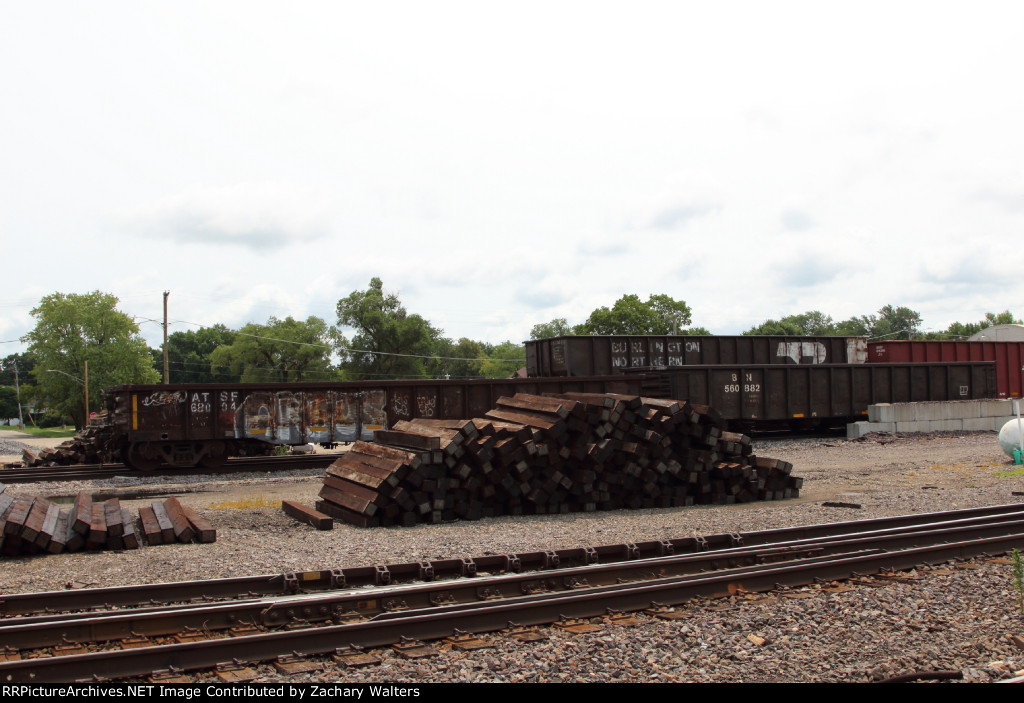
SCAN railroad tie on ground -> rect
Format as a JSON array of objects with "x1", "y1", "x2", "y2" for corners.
[
  {"x1": 0, "y1": 484, "x2": 215, "y2": 557},
  {"x1": 281, "y1": 500, "x2": 334, "y2": 530},
  {"x1": 314, "y1": 393, "x2": 803, "y2": 528}
]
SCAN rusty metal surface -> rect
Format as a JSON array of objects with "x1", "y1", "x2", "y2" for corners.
[
  {"x1": 107, "y1": 376, "x2": 646, "y2": 456},
  {"x1": 636, "y1": 361, "x2": 997, "y2": 426},
  {"x1": 868, "y1": 339, "x2": 1024, "y2": 399}
]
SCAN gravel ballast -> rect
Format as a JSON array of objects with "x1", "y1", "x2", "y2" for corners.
[{"x1": 3, "y1": 431, "x2": 1024, "y2": 682}]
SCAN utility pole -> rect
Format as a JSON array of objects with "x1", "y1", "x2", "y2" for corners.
[
  {"x1": 11, "y1": 361, "x2": 24, "y2": 430},
  {"x1": 84, "y1": 359, "x2": 89, "y2": 423},
  {"x1": 163, "y1": 290, "x2": 170, "y2": 384}
]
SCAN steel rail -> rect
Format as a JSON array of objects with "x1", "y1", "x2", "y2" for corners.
[
  {"x1": 1, "y1": 531, "x2": 1021, "y2": 682},
  {"x1": 0, "y1": 453, "x2": 334, "y2": 483},
  {"x1": 0, "y1": 544, "x2": 830, "y2": 650},
  {"x1": 4, "y1": 502, "x2": 1024, "y2": 617},
  {"x1": 7, "y1": 512, "x2": 1024, "y2": 651}
]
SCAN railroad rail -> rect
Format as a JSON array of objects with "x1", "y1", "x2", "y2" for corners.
[
  {"x1": 2, "y1": 503, "x2": 1024, "y2": 681},
  {"x1": 0, "y1": 453, "x2": 335, "y2": 484}
]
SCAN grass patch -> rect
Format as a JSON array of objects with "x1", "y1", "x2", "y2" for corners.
[
  {"x1": 995, "y1": 468, "x2": 1024, "y2": 478},
  {"x1": 3, "y1": 426, "x2": 78, "y2": 439},
  {"x1": 206, "y1": 494, "x2": 279, "y2": 510}
]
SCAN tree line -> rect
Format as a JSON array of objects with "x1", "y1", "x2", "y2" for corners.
[
  {"x1": 742, "y1": 307, "x2": 1022, "y2": 340},
  {"x1": 3, "y1": 282, "x2": 1020, "y2": 429}
]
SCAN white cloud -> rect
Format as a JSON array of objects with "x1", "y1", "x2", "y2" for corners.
[{"x1": 121, "y1": 182, "x2": 331, "y2": 251}]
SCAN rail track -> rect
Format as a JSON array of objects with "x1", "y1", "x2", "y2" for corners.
[
  {"x1": 3, "y1": 503, "x2": 1024, "y2": 682},
  {"x1": 0, "y1": 454, "x2": 335, "y2": 484}
]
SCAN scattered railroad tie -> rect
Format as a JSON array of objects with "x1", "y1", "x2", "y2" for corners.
[
  {"x1": 315, "y1": 393, "x2": 803, "y2": 527},
  {"x1": 282, "y1": 500, "x2": 334, "y2": 530},
  {"x1": 0, "y1": 484, "x2": 215, "y2": 557}
]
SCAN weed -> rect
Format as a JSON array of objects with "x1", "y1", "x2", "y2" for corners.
[
  {"x1": 207, "y1": 494, "x2": 278, "y2": 510},
  {"x1": 995, "y1": 468, "x2": 1024, "y2": 478}
]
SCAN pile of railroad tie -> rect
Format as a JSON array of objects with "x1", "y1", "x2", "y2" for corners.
[
  {"x1": 0, "y1": 485, "x2": 215, "y2": 556},
  {"x1": 316, "y1": 393, "x2": 802, "y2": 528},
  {"x1": 20, "y1": 424, "x2": 116, "y2": 467}
]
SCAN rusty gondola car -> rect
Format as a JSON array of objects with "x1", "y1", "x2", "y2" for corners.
[{"x1": 104, "y1": 376, "x2": 644, "y2": 470}]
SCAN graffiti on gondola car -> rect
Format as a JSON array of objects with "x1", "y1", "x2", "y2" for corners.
[
  {"x1": 331, "y1": 391, "x2": 361, "y2": 442},
  {"x1": 136, "y1": 390, "x2": 187, "y2": 430},
  {"x1": 237, "y1": 392, "x2": 277, "y2": 441},
  {"x1": 360, "y1": 390, "x2": 386, "y2": 440}
]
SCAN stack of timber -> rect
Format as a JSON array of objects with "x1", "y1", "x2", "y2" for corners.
[
  {"x1": 21, "y1": 424, "x2": 119, "y2": 467},
  {"x1": 0, "y1": 485, "x2": 215, "y2": 556},
  {"x1": 316, "y1": 393, "x2": 802, "y2": 528}
]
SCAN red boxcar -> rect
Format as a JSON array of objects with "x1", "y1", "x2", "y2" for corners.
[{"x1": 866, "y1": 340, "x2": 1024, "y2": 398}]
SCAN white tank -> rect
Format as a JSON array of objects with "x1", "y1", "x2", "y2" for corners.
[{"x1": 998, "y1": 419, "x2": 1024, "y2": 458}]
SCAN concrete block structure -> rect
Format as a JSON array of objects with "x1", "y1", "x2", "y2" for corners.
[{"x1": 846, "y1": 399, "x2": 1021, "y2": 438}]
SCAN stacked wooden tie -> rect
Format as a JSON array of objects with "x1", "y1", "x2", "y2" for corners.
[
  {"x1": 0, "y1": 484, "x2": 215, "y2": 556},
  {"x1": 19, "y1": 423, "x2": 116, "y2": 466},
  {"x1": 316, "y1": 393, "x2": 802, "y2": 528}
]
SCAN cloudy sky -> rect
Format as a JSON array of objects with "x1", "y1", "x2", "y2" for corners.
[{"x1": 2, "y1": 1, "x2": 1022, "y2": 358}]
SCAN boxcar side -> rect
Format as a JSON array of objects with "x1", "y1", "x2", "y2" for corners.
[{"x1": 526, "y1": 335, "x2": 867, "y2": 377}]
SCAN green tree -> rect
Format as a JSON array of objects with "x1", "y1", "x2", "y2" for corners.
[
  {"x1": 530, "y1": 318, "x2": 573, "y2": 340},
  {"x1": 0, "y1": 352, "x2": 37, "y2": 388},
  {"x1": 986, "y1": 310, "x2": 1023, "y2": 326},
  {"x1": 210, "y1": 316, "x2": 337, "y2": 382},
  {"x1": 22, "y1": 291, "x2": 160, "y2": 429},
  {"x1": 834, "y1": 317, "x2": 870, "y2": 336},
  {"x1": 0, "y1": 386, "x2": 19, "y2": 422},
  {"x1": 336, "y1": 278, "x2": 440, "y2": 379},
  {"x1": 934, "y1": 310, "x2": 1023, "y2": 339},
  {"x1": 744, "y1": 319, "x2": 805, "y2": 336},
  {"x1": 426, "y1": 337, "x2": 486, "y2": 379},
  {"x1": 575, "y1": 293, "x2": 693, "y2": 335},
  {"x1": 870, "y1": 305, "x2": 923, "y2": 340},
  {"x1": 155, "y1": 325, "x2": 242, "y2": 383},
  {"x1": 745, "y1": 310, "x2": 836, "y2": 336},
  {"x1": 479, "y1": 340, "x2": 526, "y2": 378}
]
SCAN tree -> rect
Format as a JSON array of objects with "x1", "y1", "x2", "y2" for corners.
[
  {"x1": 209, "y1": 316, "x2": 337, "y2": 382},
  {"x1": 834, "y1": 317, "x2": 870, "y2": 336},
  {"x1": 21, "y1": 291, "x2": 160, "y2": 429},
  {"x1": 933, "y1": 310, "x2": 1023, "y2": 340},
  {"x1": 155, "y1": 325, "x2": 243, "y2": 383},
  {"x1": 575, "y1": 294, "x2": 693, "y2": 335},
  {"x1": 479, "y1": 341, "x2": 526, "y2": 378},
  {"x1": 336, "y1": 278, "x2": 440, "y2": 379},
  {"x1": 0, "y1": 352, "x2": 37, "y2": 388},
  {"x1": 868, "y1": 305, "x2": 923, "y2": 340},
  {"x1": 744, "y1": 318, "x2": 805, "y2": 336},
  {"x1": 0, "y1": 353, "x2": 35, "y2": 426},
  {"x1": 745, "y1": 310, "x2": 836, "y2": 336},
  {"x1": 426, "y1": 337, "x2": 486, "y2": 379},
  {"x1": 0, "y1": 386, "x2": 19, "y2": 422},
  {"x1": 530, "y1": 318, "x2": 573, "y2": 340}
]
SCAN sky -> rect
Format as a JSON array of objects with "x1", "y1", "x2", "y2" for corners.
[{"x1": 2, "y1": 1, "x2": 1023, "y2": 359}]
